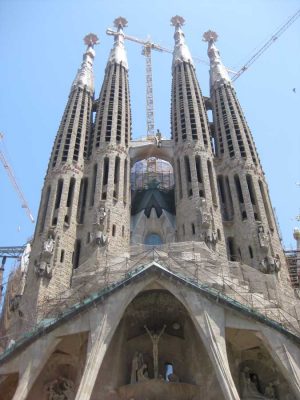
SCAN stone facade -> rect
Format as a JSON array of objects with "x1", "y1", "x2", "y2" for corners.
[{"x1": 0, "y1": 16, "x2": 300, "y2": 400}]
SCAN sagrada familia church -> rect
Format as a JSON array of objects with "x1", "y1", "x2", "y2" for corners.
[{"x1": 0, "y1": 15, "x2": 300, "y2": 400}]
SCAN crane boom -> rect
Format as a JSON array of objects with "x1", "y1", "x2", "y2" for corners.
[
  {"x1": 0, "y1": 134, "x2": 35, "y2": 223},
  {"x1": 232, "y1": 9, "x2": 300, "y2": 81}
]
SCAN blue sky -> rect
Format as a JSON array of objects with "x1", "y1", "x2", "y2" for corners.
[{"x1": 0, "y1": 0, "x2": 299, "y2": 281}]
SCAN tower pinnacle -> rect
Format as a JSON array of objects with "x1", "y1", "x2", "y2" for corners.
[
  {"x1": 72, "y1": 33, "x2": 99, "y2": 92},
  {"x1": 171, "y1": 15, "x2": 194, "y2": 68},
  {"x1": 107, "y1": 16, "x2": 129, "y2": 70},
  {"x1": 203, "y1": 30, "x2": 231, "y2": 87}
]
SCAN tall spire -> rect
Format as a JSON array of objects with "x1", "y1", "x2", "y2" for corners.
[
  {"x1": 171, "y1": 15, "x2": 194, "y2": 68},
  {"x1": 203, "y1": 30, "x2": 231, "y2": 88},
  {"x1": 107, "y1": 17, "x2": 128, "y2": 70},
  {"x1": 72, "y1": 33, "x2": 99, "y2": 92}
]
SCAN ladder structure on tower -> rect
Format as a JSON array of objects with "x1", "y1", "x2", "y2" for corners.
[{"x1": 107, "y1": 22, "x2": 173, "y2": 137}]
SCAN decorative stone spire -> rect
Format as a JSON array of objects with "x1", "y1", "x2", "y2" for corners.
[
  {"x1": 171, "y1": 16, "x2": 194, "y2": 68},
  {"x1": 203, "y1": 30, "x2": 231, "y2": 88},
  {"x1": 107, "y1": 17, "x2": 129, "y2": 70},
  {"x1": 72, "y1": 33, "x2": 99, "y2": 93}
]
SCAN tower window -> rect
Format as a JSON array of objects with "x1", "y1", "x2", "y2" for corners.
[
  {"x1": 77, "y1": 178, "x2": 88, "y2": 224},
  {"x1": 39, "y1": 186, "x2": 51, "y2": 233},
  {"x1": 60, "y1": 249, "x2": 65, "y2": 263},
  {"x1": 66, "y1": 177, "x2": 75, "y2": 208},
  {"x1": 123, "y1": 159, "x2": 128, "y2": 203},
  {"x1": 102, "y1": 157, "x2": 109, "y2": 200},
  {"x1": 249, "y1": 246, "x2": 253, "y2": 259},
  {"x1": 90, "y1": 164, "x2": 97, "y2": 206},
  {"x1": 259, "y1": 180, "x2": 274, "y2": 232},
  {"x1": 192, "y1": 223, "x2": 195, "y2": 235},
  {"x1": 73, "y1": 239, "x2": 81, "y2": 269},
  {"x1": 54, "y1": 179, "x2": 64, "y2": 210},
  {"x1": 113, "y1": 156, "x2": 120, "y2": 199},
  {"x1": 195, "y1": 155, "x2": 203, "y2": 183},
  {"x1": 177, "y1": 159, "x2": 183, "y2": 199},
  {"x1": 227, "y1": 237, "x2": 236, "y2": 261},
  {"x1": 184, "y1": 156, "x2": 192, "y2": 197},
  {"x1": 112, "y1": 224, "x2": 116, "y2": 237},
  {"x1": 207, "y1": 160, "x2": 217, "y2": 207}
]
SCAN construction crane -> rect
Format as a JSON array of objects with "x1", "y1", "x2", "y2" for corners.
[
  {"x1": 232, "y1": 9, "x2": 300, "y2": 81},
  {"x1": 0, "y1": 133, "x2": 35, "y2": 223}
]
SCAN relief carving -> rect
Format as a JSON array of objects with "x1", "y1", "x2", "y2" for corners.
[
  {"x1": 257, "y1": 224, "x2": 269, "y2": 251},
  {"x1": 35, "y1": 231, "x2": 56, "y2": 279},
  {"x1": 46, "y1": 377, "x2": 75, "y2": 400},
  {"x1": 94, "y1": 204, "x2": 109, "y2": 247}
]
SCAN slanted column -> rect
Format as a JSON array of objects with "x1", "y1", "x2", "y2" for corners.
[{"x1": 184, "y1": 292, "x2": 240, "y2": 400}]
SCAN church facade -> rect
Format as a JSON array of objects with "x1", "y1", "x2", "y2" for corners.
[{"x1": 0, "y1": 16, "x2": 300, "y2": 400}]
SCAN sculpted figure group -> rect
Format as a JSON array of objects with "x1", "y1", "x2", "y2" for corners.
[{"x1": 241, "y1": 367, "x2": 277, "y2": 399}]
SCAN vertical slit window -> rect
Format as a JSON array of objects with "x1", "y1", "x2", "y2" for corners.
[
  {"x1": 246, "y1": 174, "x2": 260, "y2": 220},
  {"x1": 66, "y1": 178, "x2": 75, "y2": 208},
  {"x1": 225, "y1": 176, "x2": 234, "y2": 219},
  {"x1": 227, "y1": 237, "x2": 236, "y2": 261},
  {"x1": 192, "y1": 223, "x2": 195, "y2": 235},
  {"x1": 207, "y1": 160, "x2": 217, "y2": 206},
  {"x1": 102, "y1": 157, "x2": 109, "y2": 200},
  {"x1": 234, "y1": 175, "x2": 244, "y2": 203},
  {"x1": 249, "y1": 246, "x2": 253, "y2": 259},
  {"x1": 259, "y1": 181, "x2": 274, "y2": 232},
  {"x1": 77, "y1": 178, "x2": 88, "y2": 224},
  {"x1": 60, "y1": 249, "x2": 65, "y2": 263},
  {"x1": 112, "y1": 224, "x2": 116, "y2": 237},
  {"x1": 234, "y1": 174, "x2": 247, "y2": 219},
  {"x1": 123, "y1": 159, "x2": 128, "y2": 203},
  {"x1": 114, "y1": 156, "x2": 120, "y2": 199},
  {"x1": 90, "y1": 164, "x2": 97, "y2": 206},
  {"x1": 39, "y1": 186, "x2": 51, "y2": 233},
  {"x1": 184, "y1": 156, "x2": 192, "y2": 197},
  {"x1": 195, "y1": 156, "x2": 203, "y2": 183},
  {"x1": 177, "y1": 159, "x2": 183, "y2": 199},
  {"x1": 55, "y1": 179, "x2": 64, "y2": 210},
  {"x1": 73, "y1": 239, "x2": 81, "y2": 269}
]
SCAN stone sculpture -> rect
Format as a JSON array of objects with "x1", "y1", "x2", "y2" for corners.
[
  {"x1": 46, "y1": 377, "x2": 75, "y2": 400},
  {"x1": 144, "y1": 324, "x2": 166, "y2": 379},
  {"x1": 241, "y1": 367, "x2": 265, "y2": 399}
]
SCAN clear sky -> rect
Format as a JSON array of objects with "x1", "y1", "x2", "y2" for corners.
[{"x1": 0, "y1": 0, "x2": 299, "y2": 282}]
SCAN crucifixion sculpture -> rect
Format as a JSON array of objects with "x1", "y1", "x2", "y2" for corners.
[{"x1": 144, "y1": 324, "x2": 166, "y2": 379}]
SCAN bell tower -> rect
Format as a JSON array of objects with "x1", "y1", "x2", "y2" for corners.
[
  {"x1": 204, "y1": 30, "x2": 286, "y2": 274},
  {"x1": 21, "y1": 34, "x2": 99, "y2": 321},
  {"x1": 170, "y1": 17, "x2": 226, "y2": 254}
]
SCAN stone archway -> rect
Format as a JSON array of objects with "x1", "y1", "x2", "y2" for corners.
[
  {"x1": 226, "y1": 327, "x2": 297, "y2": 399},
  {"x1": 26, "y1": 332, "x2": 88, "y2": 400},
  {"x1": 90, "y1": 288, "x2": 223, "y2": 400}
]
